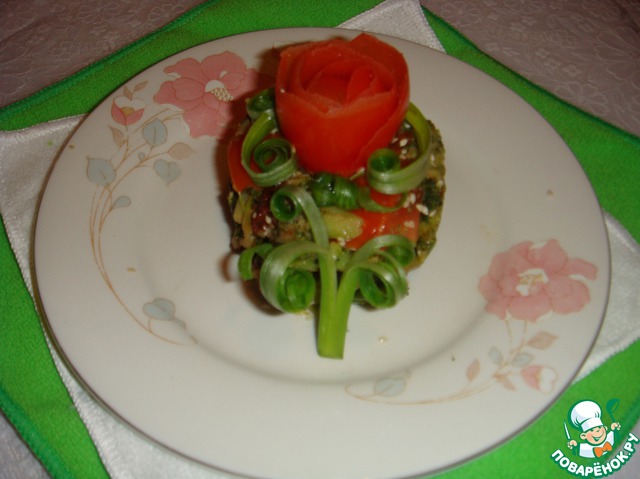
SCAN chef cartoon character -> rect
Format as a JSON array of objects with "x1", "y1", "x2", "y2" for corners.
[{"x1": 566, "y1": 400, "x2": 621, "y2": 458}]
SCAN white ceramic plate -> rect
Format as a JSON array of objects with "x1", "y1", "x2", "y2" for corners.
[{"x1": 35, "y1": 28, "x2": 609, "y2": 479}]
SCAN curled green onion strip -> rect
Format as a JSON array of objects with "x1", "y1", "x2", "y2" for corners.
[
  {"x1": 365, "y1": 102, "x2": 433, "y2": 195},
  {"x1": 263, "y1": 186, "x2": 338, "y2": 328},
  {"x1": 310, "y1": 173, "x2": 405, "y2": 213},
  {"x1": 241, "y1": 109, "x2": 297, "y2": 187},
  {"x1": 246, "y1": 88, "x2": 276, "y2": 121},
  {"x1": 270, "y1": 186, "x2": 329, "y2": 248},
  {"x1": 269, "y1": 188, "x2": 301, "y2": 222},
  {"x1": 259, "y1": 241, "x2": 331, "y2": 313},
  {"x1": 349, "y1": 233, "x2": 415, "y2": 267},
  {"x1": 407, "y1": 102, "x2": 431, "y2": 152},
  {"x1": 238, "y1": 243, "x2": 274, "y2": 280},
  {"x1": 357, "y1": 259, "x2": 408, "y2": 308},
  {"x1": 253, "y1": 137, "x2": 294, "y2": 172},
  {"x1": 310, "y1": 172, "x2": 359, "y2": 210},
  {"x1": 316, "y1": 234, "x2": 413, "y2": 359}
]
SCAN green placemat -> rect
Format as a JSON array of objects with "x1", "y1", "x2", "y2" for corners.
[{"x1": 0, "y1": 218, "x2": 104, "y2": 478}]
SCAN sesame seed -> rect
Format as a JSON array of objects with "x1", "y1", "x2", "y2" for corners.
[
  {"x1": 416, "y1": 204, "x2": 429, "y2": 215},
  {"x1": 404, "y1": 220, "x2": 416, "y2": 228},
  {"x1": 399, "y1": 138, "x2": 408, "y2": 147},
  {"x1": 403, "y1": 193, "x2": 417, "y2": 208}
]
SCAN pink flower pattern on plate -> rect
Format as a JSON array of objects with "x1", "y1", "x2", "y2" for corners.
[
  {"x1": 111, "y1": 95, "x2": 145, "y2": 126},
  {"x1": 154, "y1": 52, "x2": 265, "y2": 139},
  {"x1": 347, "y1": 239, "x2": 598, "y2": 402},
  {"x1": 521, "y1": 365, "x2": 558, "y2": 393},
  {"x1": 478, "y1": 239, "x2": 597, "y2": 322}
]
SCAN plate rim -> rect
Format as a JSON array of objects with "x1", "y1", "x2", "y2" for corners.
[{"x1": 33, "y1": 26, "x2": 611, "y2": 479}]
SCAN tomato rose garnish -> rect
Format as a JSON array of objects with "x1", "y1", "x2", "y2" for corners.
[{"x1": 275, "y1": 33, "x2": 410, "y2": 177}]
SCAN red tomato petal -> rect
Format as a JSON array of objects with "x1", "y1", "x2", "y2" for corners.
[
  {"x1": 346, "y1": 205, "x2": 420, "y2": 250},
  {"x1": 227, "y1": 134, "x2": 256, "y2": 192}
]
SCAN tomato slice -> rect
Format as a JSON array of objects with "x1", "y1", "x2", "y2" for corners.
[
  {"x1": 226, "y1": 134, "x2": 256, "y2": 192},
  {"x1": 346, "y1": 202, "x2": 420, "y2": 250}
]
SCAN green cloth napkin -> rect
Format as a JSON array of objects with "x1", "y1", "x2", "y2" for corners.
[{"x1": 1, "y1": 1, "x2": 639, "y2": 478}]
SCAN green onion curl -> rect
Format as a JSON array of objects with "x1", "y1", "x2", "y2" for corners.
[
  {"x1": 349, "y1": 233, "x2": 415, "y2": 268},
  {"x1": 270, "y1": 186, "x2": 329, "y2": 248},
  {"x1": 237, "y1": 243, "x2": 274, "y2": 280},
  {"x1": 258, "y1": 241, "x2": 335, "y2": 313},
  {"x1": 310, "y1": 172, "x2": 359, "y2": 210},
  {"x1": 246, "y1": 88, "x2": 275, "y2": 121},
  {"x1": 355, "y1": 252, "x2": 410, "y2": 307},
  {"x1": 317, "y1": 234, "x2": 414, "y2": 359},
  {"x1": 345, "y1": 234, "x2": 412, "y2": 309},
  {"x1": 241, "y1": 109, "x2": 297, "y2": 187},
  {"x1": 263, "y1": 185, "x2": 337, "y2": 325},
  {"x1": 365, "y1": 103, "x2": 433, "y2": 195},
  {"x1": 310, "y1": 172, "x2": 407, "y2": 213},
  {"x1": 407, "y1": 102, "x2": 432, "y2": 152}
]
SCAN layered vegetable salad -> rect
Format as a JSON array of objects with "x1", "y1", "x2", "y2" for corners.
[{"x1": 227, "y1": 33, "x2": 445, "y2": 359}]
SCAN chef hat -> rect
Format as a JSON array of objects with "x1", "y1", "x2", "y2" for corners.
[{"x1": 570, "y1": 400, "x2": 604, "y2": 432}]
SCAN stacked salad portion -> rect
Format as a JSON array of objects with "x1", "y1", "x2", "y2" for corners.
[{"x1": 227, "y1": 33, "x2": 446, "y2": 359}]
